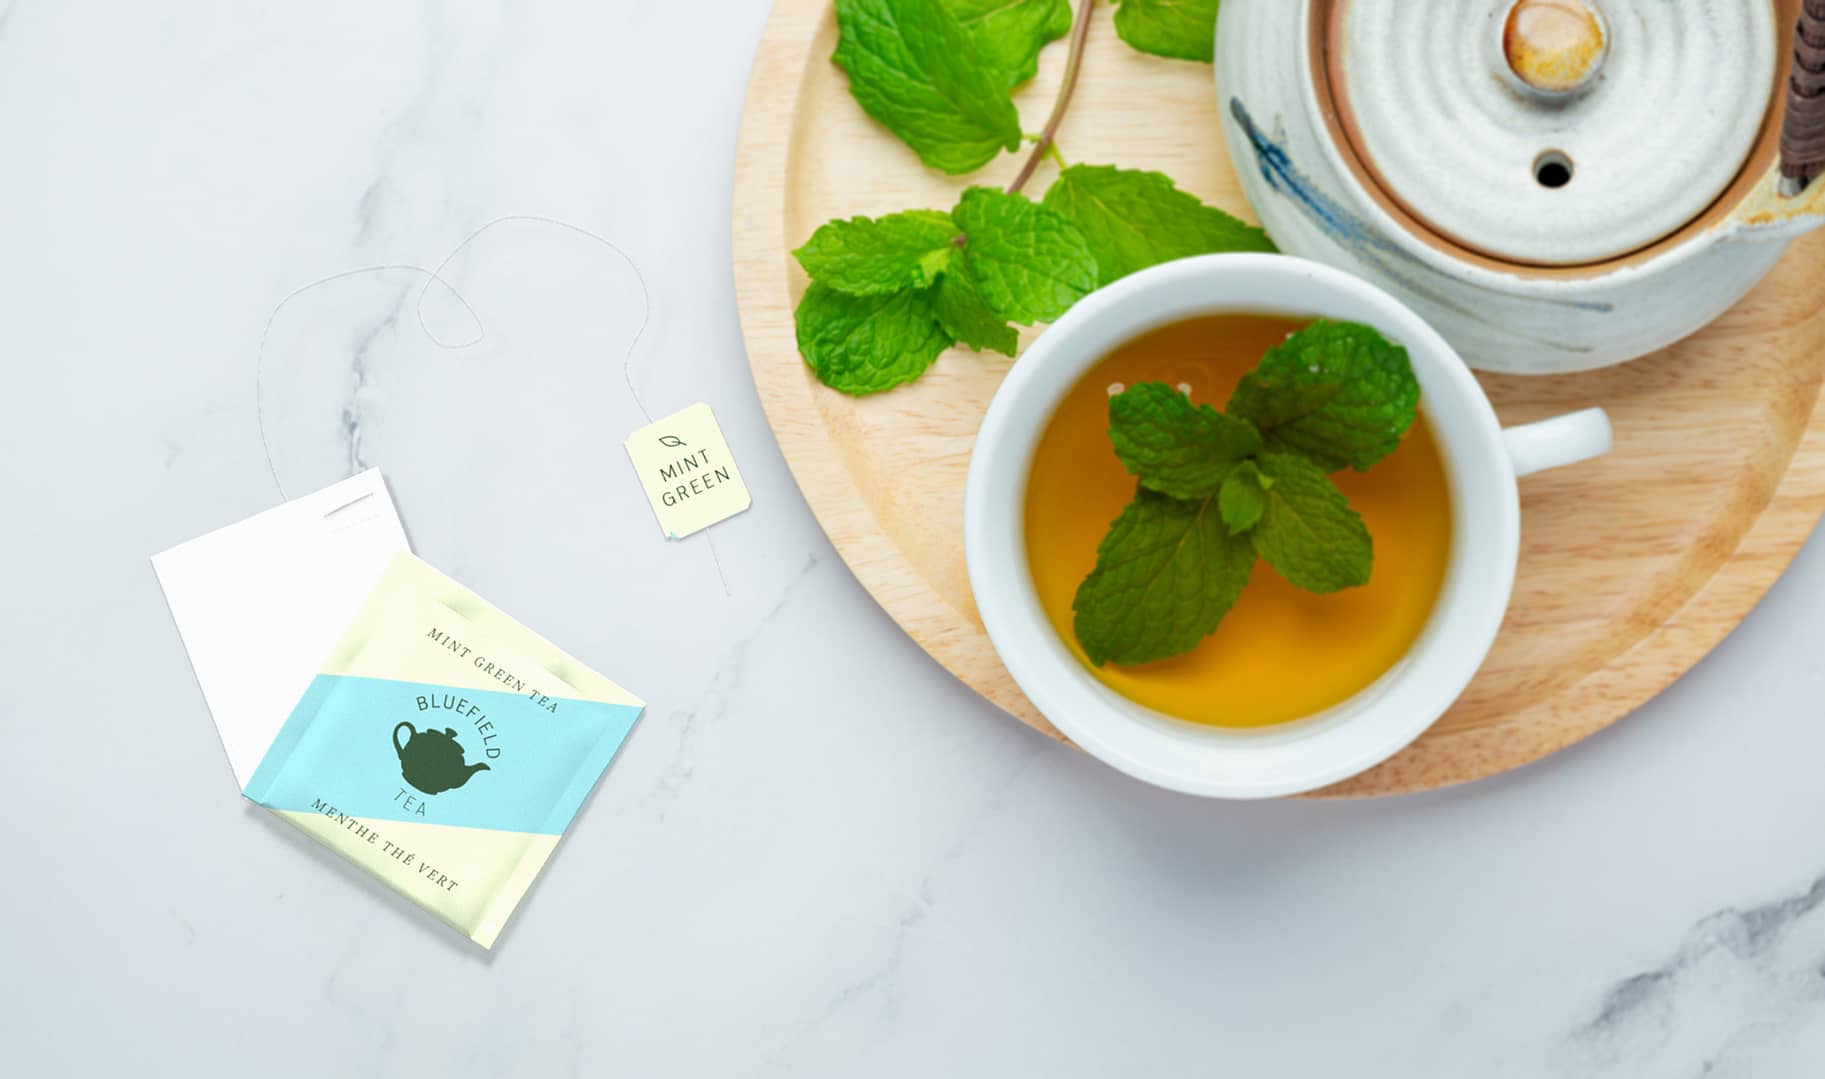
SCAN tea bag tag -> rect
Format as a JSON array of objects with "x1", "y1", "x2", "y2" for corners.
[{"x1": 623, "y1": 402, "x2": 751, "y2": 539}]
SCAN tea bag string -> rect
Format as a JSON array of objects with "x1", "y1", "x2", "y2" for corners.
[{"x1": 253, "y1": 213, "x2": 730, "y2": 595}]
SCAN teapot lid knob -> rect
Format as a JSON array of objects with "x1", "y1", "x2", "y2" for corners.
[
  {"x1": 1329, "y1": 0, "x2": 1776, "y2": 265},
  {"x1": 1502, "y1": 0, "x2": 1607, "y2": 95}
]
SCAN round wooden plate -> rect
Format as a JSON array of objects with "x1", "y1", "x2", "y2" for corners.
[{"x1": 731, "y1": 0, "x2": 1825, "y2": 796}]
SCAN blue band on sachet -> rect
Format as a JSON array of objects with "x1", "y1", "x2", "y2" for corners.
[{"x1": 244, "y1": 674, "x2": 640, "y2": 835}]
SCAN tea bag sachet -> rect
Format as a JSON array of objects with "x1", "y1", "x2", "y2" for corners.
[{"x1": 243, "y1": 552, "x2": 644, "y2": 948}]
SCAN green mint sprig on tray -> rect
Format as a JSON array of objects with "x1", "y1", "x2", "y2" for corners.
[
  {"x1": 1073, "y1": 321, "x2": 1421, "y2": 667},
  {"x1": 1109, "y1": 0, "x2": 1222, "y2": 62},
  {"x1": 833, "y1": 0, "x2": 1218, "y2": 177},
  {"x1": 797, "y1": 0, "x2": 1270, "y2": 397}
]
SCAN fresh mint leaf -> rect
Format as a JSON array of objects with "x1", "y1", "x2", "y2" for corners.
[
  {"x1": 793, "y1": 210, "x2": 959, "y2": 295},
  {"x1": 1250, "y1": 452, "x2": 1371, "y2": 593},
  {"x1": 1226, "y1": 320, "x2": 1420, "y2": 472},
  {"x1": 934, "y1": 260, "x2": 1018, "y2": 355},
  {"x1": 945, "y1": 0, "x2": 1072, "y2": 87},
  {"x1": 1042, "y1": 164, "x2": 1274, "y2": 287},
  {"x1": 1110, "y1": 0, "x2": 1221, "y2": 62},
  {"x1": 1108, "y1": 381, "x2": 1261, "y2": 499},
  {"x1": 952, "y1": 186, "x2": 1098, "y2": 324},
  {"x1": 1071, "y1": 320, "x2": 1410, "y2": 664},
  {"x1": 1072, "y1": 487, "x2": 1256, "y2": 666},
  {"x1": 795, "y1": 283, "x2": 954, "y2": 395},
  {"x1": 833, "y1": 0, "x2": 1024, "y2": 175},
  {"x1": 1218, "y1": 459, "x2": 1269, "y2": 533}
]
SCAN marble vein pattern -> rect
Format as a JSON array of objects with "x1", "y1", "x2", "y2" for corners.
[{"x1": 3, "y1": 1, "x2": 1825, "y2": 1076}]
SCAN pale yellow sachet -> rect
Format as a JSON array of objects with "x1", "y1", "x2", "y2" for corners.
[{"x1": 244, "y1": 553, "x2": 643, "y2": 948}]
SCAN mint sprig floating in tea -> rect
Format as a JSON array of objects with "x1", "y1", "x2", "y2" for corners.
[
  {"x1": 1072, "y1": 321, "x2": 1419, "y2": 667},
  {"x1": 799, "y1": 0, "x2": 1271, "y2": 397},
  {"x1": 1106, "y1": 380, "x2": 1260, "y2": 498},
  {"x1": 1228, "y1": 321, "x2": 1423, "y2": 471}
]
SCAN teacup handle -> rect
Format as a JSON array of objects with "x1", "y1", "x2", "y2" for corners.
[{"x1": 1501, "y1": 408, "x2": 1612, "y2": 478}]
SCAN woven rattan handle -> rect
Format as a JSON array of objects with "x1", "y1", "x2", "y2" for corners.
[{"x1": 1781, "y1": 0, "x2": 1825, "y2": 189}]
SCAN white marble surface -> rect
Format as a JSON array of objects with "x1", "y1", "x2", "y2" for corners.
[{"x1": 5, "y1": 2, "x2": 1825, "y2": 1075}]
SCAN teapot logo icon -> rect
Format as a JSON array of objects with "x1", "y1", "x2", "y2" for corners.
[{"x1": 392, "y1": 722, "x2": 491, "y2": 795}]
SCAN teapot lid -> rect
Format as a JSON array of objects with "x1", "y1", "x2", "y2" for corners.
[{"x1": 1331, "y1": 0, "x2": 1777, "y2": 265}]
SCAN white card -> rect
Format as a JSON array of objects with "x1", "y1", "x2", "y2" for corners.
[{"x1": 153, "y1": 469, "x2": 411, "y2": 789}]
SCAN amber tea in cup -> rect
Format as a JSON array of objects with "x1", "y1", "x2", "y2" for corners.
[{"x1": 1022, "y1": 314, "x2": 1453, "y2": 728}]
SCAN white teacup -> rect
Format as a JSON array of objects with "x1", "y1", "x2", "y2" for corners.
[{"x1": 963, "y1": 254, "x2": 1612, "y2": 798}]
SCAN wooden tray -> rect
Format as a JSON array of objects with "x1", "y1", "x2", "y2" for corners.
[{"x1": 731, "y1": 0, "x2": 1825, "y2": 796}]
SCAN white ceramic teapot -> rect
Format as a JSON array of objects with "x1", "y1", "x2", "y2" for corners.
[{"x1": 1216, "y1": 0, "x2": 1825, "y2": 374}]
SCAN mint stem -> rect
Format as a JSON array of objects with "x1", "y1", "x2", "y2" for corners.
[{"x1": 1006, "y1": 0, "x2": 1096, "y2": 196}]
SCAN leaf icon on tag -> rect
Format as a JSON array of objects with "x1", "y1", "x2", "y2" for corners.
[{"x1": 658, "y1": 435, "x2": 686, "y2": 448}]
